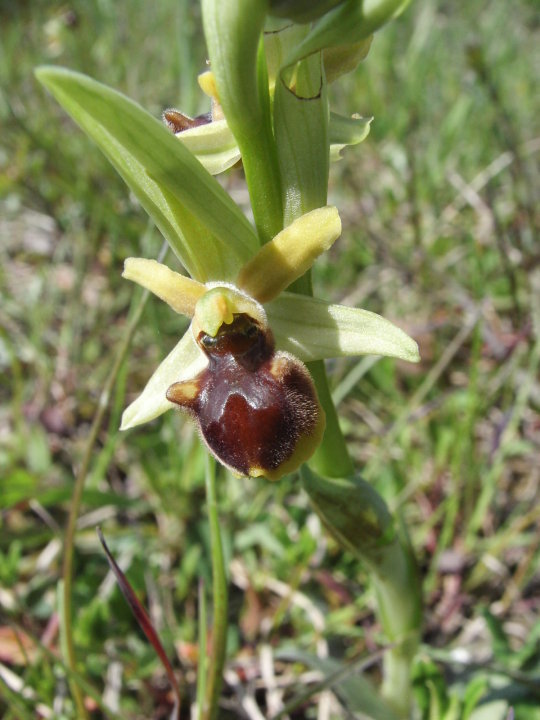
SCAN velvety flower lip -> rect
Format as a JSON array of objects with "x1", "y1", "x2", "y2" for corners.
[{"x1": 120, "y1": 206, "x2": 420, "y2": 431}]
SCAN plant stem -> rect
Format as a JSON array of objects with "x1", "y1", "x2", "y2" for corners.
[
  {"x1": 372, "y1": 537, "x2": 421, "y2": 717},
  {"x1": 61, "y1": 238, "x2": 162, "y2": 718},
  {"x1": 309, "y1": 360, "x2": 354, "y2": 478},
  {"x1": 302, "y1": 471, "x2": 421, "y2": 718},
  {"x1": 202, "y1": 0, "x2": 283, "y2": 244},
  {"x1": 202, "y1": 456, "x2": 228, "y2": 720},
  {"x1": 196, "y1": 579, "x2": 208, "y2": 719}
]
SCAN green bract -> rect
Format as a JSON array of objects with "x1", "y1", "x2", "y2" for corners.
[
  {"x1": 268, "y1": 0, "x2": 346, "y2": 23},
  {"x1": 285, "y1": 0, "x2": 412, "y2": 66},
  {"x1": 35, "y1": 67, "x2": 258, "y2": 283}
]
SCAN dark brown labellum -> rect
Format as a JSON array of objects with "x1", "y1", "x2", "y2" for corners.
[
  {"x1": 166, "y1": 314, "x2": 325, "y2": 480},
  {"x1": 162, "y1": 108, "x2": 213, "y2": 133}
]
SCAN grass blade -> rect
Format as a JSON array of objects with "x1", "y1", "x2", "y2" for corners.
[{"x1": 97, "y1": 528, "x2": 182, "y2": 720}]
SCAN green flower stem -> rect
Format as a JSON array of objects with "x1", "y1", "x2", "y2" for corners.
[
  {"x1": 61, "y1": 254, "x2": 157, "y2": 719},
  {"x1": 301, "y1": 470, "x2": 421, "y2": 719},
  {"x1": 372, "y1": 540, "x2": 422, "y2": 717},
  {"x1": 309, "y1": 360, "x2": 354, "y2": 478},
  {"x1": 202, "y1": 455, "x2": 228, "y2": 720},
  {"x1": 196, "y1": 579, "x2": 208, "y2": 719},
  {"x1": 202, "y1": 0, "x2": 283, "y2": 244}
]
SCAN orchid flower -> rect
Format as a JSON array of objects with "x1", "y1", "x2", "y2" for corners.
[
  {"x1": 35, "y1": 67, "x2": 418, "y2": 480},
  {"x1": 120, "y1": 206, "x2": 419, "y2": 478},
  {"x1": 165, "y1": 69, "x2": 372, "y2": 176}
]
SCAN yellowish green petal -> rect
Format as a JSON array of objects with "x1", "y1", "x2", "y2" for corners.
[
  {"x1": 198, "y1": 71, "x2": 219, "y2": 103},
  {"x1": 120, "y1": 328, "x2": 207, "y2": 430},
  {"x1": 237, "y1": 207, "x2": 342, "y2": 303},
  {"x1": 123, "y1": 258, "x2": 205, "y2": 317},
  {"x1": 266, "y1": 293, "x2": 420, "y2": 363},
  {"x1": 175, "y1": 114, "x2": 362, "y2": 173}
]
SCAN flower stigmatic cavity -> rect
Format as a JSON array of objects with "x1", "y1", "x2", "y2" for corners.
[{"x1": 166, "y1": 287, "x2": 325, "y2": 481}]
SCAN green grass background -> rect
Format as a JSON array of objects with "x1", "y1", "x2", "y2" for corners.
[{"x1": 0, "y1": 0, "x2": 538, "y2": 718}]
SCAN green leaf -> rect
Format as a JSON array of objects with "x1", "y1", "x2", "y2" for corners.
[
  {"x1": 301, "y1": 467, "x2": 397, "y2": 562},
  {"x1": 413, "y1": 657, "x2": 447, "y2": 718},
  {"x1": 267, "y1": 292, "x2": 420, "y2": 363},
  {"x1": 35, "y1": 67, "x2": 258, "y2": 281},
  {"x1": 0, "y1": 469, "x2": 37, "y2": 508},
  {"x1": 468, "y1": 700, "x2": 509, "y2": 720},
  {"x1": 481, "y1": 608, "x2": 512, "y2": 662},
  {"x1": 301, "y1": 467, "x2": 422, "y2": 645},
  {"x1": 462, "y1": 677, "x2": 488, "y2": 720},
  {"x1": 277, "y1": 649, "x2": 401, "y2": 720}
]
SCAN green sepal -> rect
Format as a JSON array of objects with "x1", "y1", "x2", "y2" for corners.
[
  {"x1": 35, "y1": 67, "x2": 257, "y2": 282},
  {"x1": 120, "y1": 328, "x2": 206, "y2": 430},
  {"x1": 267, "y1": 292, "x2": 420, "y2": 363},
  {"x1": 176, "y1": 119, "x2": 241, "y2": 175}
]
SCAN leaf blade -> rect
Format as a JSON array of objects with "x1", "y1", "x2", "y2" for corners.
[{"x1": 35, "y1": 66, "x2": 258, "y2": 281}]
